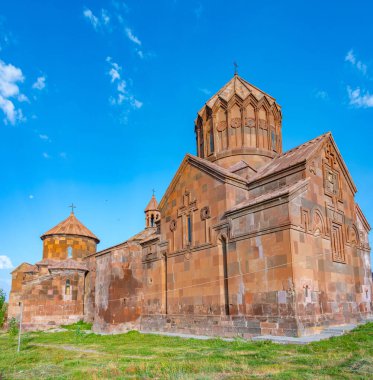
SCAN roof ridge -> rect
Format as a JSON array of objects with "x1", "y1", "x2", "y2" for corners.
[
  {"x1": 248, "y1": 132, "x2": 331, "y2": 185},
  {"x1": 187, "y1": 154, "x2": 249, "y2": 183},
  {"x1": 280, "y1": 132, "x2": 330, "y2": 158}
]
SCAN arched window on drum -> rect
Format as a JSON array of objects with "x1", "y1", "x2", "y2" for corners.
[{"x1": 65, "y1": 279, "x2": 71, "y2": 295}]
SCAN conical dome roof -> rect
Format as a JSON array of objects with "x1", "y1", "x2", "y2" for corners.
[
  {"x1": 41, "y1": 212, "x2": 100, "y2": 243},
  {"x1": 199, "y1": 74, "x2": 278, "y2": 115},
  {"x1": 145, "y1": 195, "x2": 158, "y2": 212}
]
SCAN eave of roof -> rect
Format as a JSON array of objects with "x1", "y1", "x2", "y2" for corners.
[{"x1": 41, "y1": 212, "x2": 100, "y2": 243}]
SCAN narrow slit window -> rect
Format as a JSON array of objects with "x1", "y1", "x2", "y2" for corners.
[
  {"x1": 271, "y1": 129, "x2": 276, "y2": 151},
  {"x1": 200, "y1": 128, "x2": 204, "y2": 158},
  {"x1": 67, "y1": 246, "x2": 73, "y2": 258},
  {"x1": 187, "y1": 215, "x2": 192, "y2": 244},
  {"x1": 65, "y1": 279, "x2": 71, "y2": 295},
  {"x1": 209, "y1": 129, "x2": 214, "y2": 154}
]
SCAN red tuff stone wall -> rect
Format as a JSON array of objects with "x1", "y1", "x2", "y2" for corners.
[
  {"x1": 286, "y1": 140, "x2": 372, "y2": 334},
  {"x1": 83, "y1": 256, "x2": 96, "y2": 323},
  {"x1": 10, "y1": 270, "x2": 86, "y2": 330},
  {"x1": 93, "y1": 241, "x2": 144, "y2": 333},
  {"x1": 42, "y1": 235, "x2": 97, "y2": 260}
]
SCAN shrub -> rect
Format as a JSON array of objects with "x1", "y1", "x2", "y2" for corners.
[
  {"x1": 0, "y1": 289, "x2": 6, "y2": 328},
  {"x1": 8, "y1": 317, "x2": 19, "y2": 336}
]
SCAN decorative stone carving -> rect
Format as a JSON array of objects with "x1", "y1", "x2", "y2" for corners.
[
  {"x1": 216, "y1": 121, "x2": 227, "y2": 132},
  {"x1": 324, "y1": 167, "x2": 339, "y2": 196},
  {"x1": 331, "y1": 222, "x2": 345, "y2": 263},
  {"x1": 312, "y1": 209, "x2": 325, "y2": 236},
  {"x1": 230, "y1": 117, "x2": 241, "y2": 128},
  {"x1": 200, "y1": 206, "x2": 211, "y2": 220},
  {"x1": 170, "y1": 219, "x2": 177, "y2": 232},
  {"x1": 259, "y1": 119, "x2": 267, "y2": 128},
  {"x1": 245, "y1": 118, "x2": 255, "y2": 127},
  {"x1": 348, "y1": 225, "x2": 359, "y2": 246},
  {"x1": 309, "y1": 161, "x2": 316, "y2": 175}
]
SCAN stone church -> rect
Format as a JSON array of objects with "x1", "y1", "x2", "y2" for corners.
[{"x1": 8, "y1": 73, "x2": 372, "y2": 337}]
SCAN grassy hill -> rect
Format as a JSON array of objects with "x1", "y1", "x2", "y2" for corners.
[{"x1": 0, "y1": 322, "x2": 372, "y2": 379}]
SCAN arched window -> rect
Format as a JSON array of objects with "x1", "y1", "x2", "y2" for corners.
[
  {"x1": 65, "y1": 279, "x2": 71, "y2": 295},
  {"x1": 67, "y1": 246, "x2": 73, "y2": 258},
  {"x1": 151, "y1": 214, "x2": 155, "y2": 227}
]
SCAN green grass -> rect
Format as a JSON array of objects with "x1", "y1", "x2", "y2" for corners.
[
  {"x1": 60, "y1": 320, "x2": 93, "y2": 331},
  {"x1": 0, "y1": 323, "x2": 372, "y2": 379}
]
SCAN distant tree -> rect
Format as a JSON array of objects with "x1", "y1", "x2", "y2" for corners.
[{"x1": 0, "y1": 289, "x2": 7, "y2": 328}]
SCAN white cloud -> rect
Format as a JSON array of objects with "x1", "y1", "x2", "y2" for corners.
[
  {"x1": 315, "y1": 90, "x2": 328, "y2": 100},
  {"x1": 109, "y1": 67, "x2": 120, "y2": 82},
  {"x1": 18, "y1": 93, "x2": 29, "y2": 102},
  {"x1": 0, "y1": 59, "x2": 24, "y2": 98},
  {"x1": 59, "y1": 152, "x2": 67, "y2": 159},
  {"x1": 83, "y1": 7, "x2": 111, "y2": 31},
  {"x1": 29, "y1": 194, "x2": 34, "y2": 199},
  {"x1": 117, "y1": 80, "x2": 126, "y2": 93},
  {"x1": 83, "y1": 8, "x2": 100, "y2": 30},
  {"x1": 105, "y1": 57, "x2": 142, "y2": 111},
  {"x1": 101, "y1": 9, "x2": 110, "y2": 25},
  {"x1": 42, "y1": 152, "x2": 50, "y2": 159},
  {"x1": 125, "y1": 27, "x2": 141, "y2": 45},
  {"x1": 345, "y1": 50, "x2": 356, "y2": 65},
  {"x1": 0, "y1": 59, "x2": 28, "y2": 124},
  {"x1": 106, "y1": 57, "x2": 121, "y2": 82},
  {"x1": 347, "y1": 86, "x2": 373, "y2": 108},
  {"x1": 345, "y1": 49, "x2": 368, "y2": 76},
  {"x1": 131, "y1": 98, "x2": 143, "y2": 109},
  {"x1": 39, "y1": 134, "x2": 49, "y2": 141},
  {"x1": 0, "y1": 255, "x2": 13, "y2": 269},
  {"x1": 32, "y1": 76, "x2": 46, "y2": 90},
  {"x1": 112, "y1": 1, "x2": 129, "y2": 13}
]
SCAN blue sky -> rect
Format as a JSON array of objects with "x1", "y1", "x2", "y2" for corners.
[{"x1": 0, "y1": 0, "x2": 373, "y2": 298}]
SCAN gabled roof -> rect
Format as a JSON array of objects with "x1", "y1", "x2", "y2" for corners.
[
  {"x1": 41, "y1": 212, "x2": 100, "y2": 243},
  {"x1": 10, "y1": 262, "x2": 34, "y2": 274},
  {"x1": 158, "y1": 153, "x2": 249, "y2": 210},
  {"x1": 228, "y1": 160, "x2": 257, "y2": 174},
  {"x1": 94, "y1": 227, "x2": 157, "y2": 257},
  {"x1": 226, "y1": 179, "x2": 309, "y2": 215},
  {"x1": 34, "y1": 258, "x2": 88, "y2": 271},
  {"x1": 48, "y1": 259, "x2": 89, "y2": 271},
  {"x1": 247, "y1": 132, "x2": 357, "y2": 194},
  {"x1": 248, "y1": 133, "x2": 329, "y2": 186},
  {"x1": 199, "y1": 74, "x2": 278, "y2": 115},
  {"x1": 145, "y1": 195, "x2": 159, "y2": 212}
]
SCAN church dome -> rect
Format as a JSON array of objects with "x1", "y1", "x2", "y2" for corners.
[
  {"x1": 145, "y1": 194, "x2": 159, "y2": 212},
  {"x1": 41, "y1": 212, "x2": 100, "y2": 243},
  {"x1": 195, "y1": 73, "x2": 282, "y2": 172}
]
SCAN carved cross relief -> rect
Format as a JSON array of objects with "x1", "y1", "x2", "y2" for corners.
[
  {"x1": 177, "y1": 190, "x2": 198, "y2": 249},
  {"x1": 323, "y1": 142, "x2": 341, "y2": 207}
]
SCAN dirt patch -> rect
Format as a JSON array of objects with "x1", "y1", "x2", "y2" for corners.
[{"x1": 30, "y1": 343, "x2": 102, "y2": 354}]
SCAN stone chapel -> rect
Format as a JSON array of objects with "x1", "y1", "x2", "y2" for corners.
[{"x1": 8, "y1": 73, "x2": 372, "y2": 337}]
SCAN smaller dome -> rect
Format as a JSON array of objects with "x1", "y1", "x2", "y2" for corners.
[
  {"x1": 41, "y1": 212, "x2": 100, "y2": 243},
  {"x1": 145, "y1": 195, "x2": 159, "y2": 212}
]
